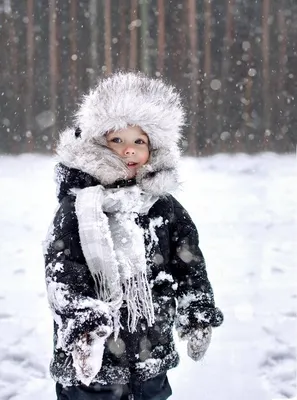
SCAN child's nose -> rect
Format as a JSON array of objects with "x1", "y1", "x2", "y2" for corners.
[{"x1": 124, "y1": 146, "x2": 135, "y2": 155}]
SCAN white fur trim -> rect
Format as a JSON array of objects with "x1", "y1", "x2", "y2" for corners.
[
  {"x1": 75, "y1": 72, "x2": 185, "y2": 150},
  {"x1": 56, "y1": 128, "x2": 130, "y2": 185}
]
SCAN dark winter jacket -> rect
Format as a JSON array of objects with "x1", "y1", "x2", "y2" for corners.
[{"x1": 44, "y1": 165, "x2": 223, "y2": 387}]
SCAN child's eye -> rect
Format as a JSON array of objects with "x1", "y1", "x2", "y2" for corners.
[
  {"x1": 135, "y1": 139, "x2": 146, "y2": 144},
  {"x1": 111, "y1": 137, "x2": 122, "y2": 143}
]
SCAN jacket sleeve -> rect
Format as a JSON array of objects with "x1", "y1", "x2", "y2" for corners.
[
  {"x1": 169, "y1": 196, "x2": 223, "y2": 337},
  {"x1": 43, "y1": 196, "x2": 112, "y2": 353}
]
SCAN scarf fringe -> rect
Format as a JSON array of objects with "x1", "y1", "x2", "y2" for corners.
[{"x1": 124, "y1": 272, "x2": 155, "y2": 333}]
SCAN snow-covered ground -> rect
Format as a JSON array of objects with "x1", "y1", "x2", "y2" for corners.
[{"x1": 0, "y1": 153, "x2": 296, "y2": 400}]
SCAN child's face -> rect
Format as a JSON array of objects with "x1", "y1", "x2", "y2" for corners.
[{"x1": 106, "y1": 126, "x2": 150, "y2": 178}]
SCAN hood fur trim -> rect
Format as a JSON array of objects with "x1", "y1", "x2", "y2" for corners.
[
  {"x1": 74, "y1": 71, "x2": 185, "y2": 150},
  {"x1": 56, "y1": 129, "x2": 181, "y2": 196},
  {"x1": 57, "y1": 128, "x2": 130, "y2": 185}
]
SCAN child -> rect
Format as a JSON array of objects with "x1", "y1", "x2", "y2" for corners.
[{"x1": 43, "y1": 72, "x2": 223, "y2": 400}]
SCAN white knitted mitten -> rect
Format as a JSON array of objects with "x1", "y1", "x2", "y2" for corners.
[
  {"x1": 72, "y1": 331, "x2": 106, "y2": 386},
  {"x1": 187, "y1": 326, "x2": 212, "y2": 361}
]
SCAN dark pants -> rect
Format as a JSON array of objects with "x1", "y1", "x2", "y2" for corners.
[{"x1": 56, "y1": 373, "x2": 172, "y2": 400}]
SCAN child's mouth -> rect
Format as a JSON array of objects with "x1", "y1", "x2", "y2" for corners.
[{"x1": 127, "y1": 162, "x2": 137, "y2": 167}]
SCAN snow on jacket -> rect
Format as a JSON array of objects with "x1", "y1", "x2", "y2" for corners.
[{"x1": 44, "y1": 164, "x2": 223, "y2": 386}]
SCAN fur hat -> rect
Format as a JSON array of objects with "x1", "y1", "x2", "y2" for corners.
[{"x1": 56, "y1": 72, "x2": 186, "y2": 195}]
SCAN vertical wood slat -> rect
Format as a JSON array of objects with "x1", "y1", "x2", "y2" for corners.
[
  {"x1": 8, "y1": 7, "x2": 19, "y2": 94},
  {"x1": 277, "y1": 0, "x2": 289, "y2": 149},
  {"x1": 219, "y1": 0, "x2": 235, "y2": 134},
  {"x1": 140, "y1": 0, "x2": 149, "y2": 74},
  {"x1": 5, "y1": 5, "x2": 19, "y2": 152},
  {"x1": 118, "y1": 0, "x2": 127, "y2": 70},
  {"x1": 69, "y1": 0, "x2": 78, "y2": 101},
  {"x1": 26, "y1": 0, "x2": 34, "y2": 150},
  {"x1": 104, "y1": 0, "x2": 112, "y2": 75},
  {"x1": 49, "y1": 0, "x2": 58, "y2": 144},
  {"x1": 262, "y1": 0, "x2": 271, "y2": 136},
  {"x1": 89, "y1": 0, "x2": 99, "y2": 86},
  {"x1": 203, "y1": 0, "x2": 212, "y2": 145},
  {"x1": 129, "y1": 0, "x2": 138, "y2": 70},
  {"x1": 187, "y1": 0, "x2": 199, "y2": 155},
  {"x1": 244, "y1": 45, "x2": 253, "y2": 131},
  {"x1": 277, "y1": 3, "x2": 287, "y2": 94},
  {"x1": 204, "y1": 0, "x2": 211, "y2": 79},
  {"x1": 157, "y1": 0, "x2": 165, "y2": 74}
]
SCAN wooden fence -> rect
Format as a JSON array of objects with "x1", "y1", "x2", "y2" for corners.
[{"x1": 1, "y1": 0, "x2": 296, "y2": 154}]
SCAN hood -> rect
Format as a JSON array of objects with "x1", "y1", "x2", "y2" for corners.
[{"x1": 56, "y1": 72, "x2": 186, "y2": 196}]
